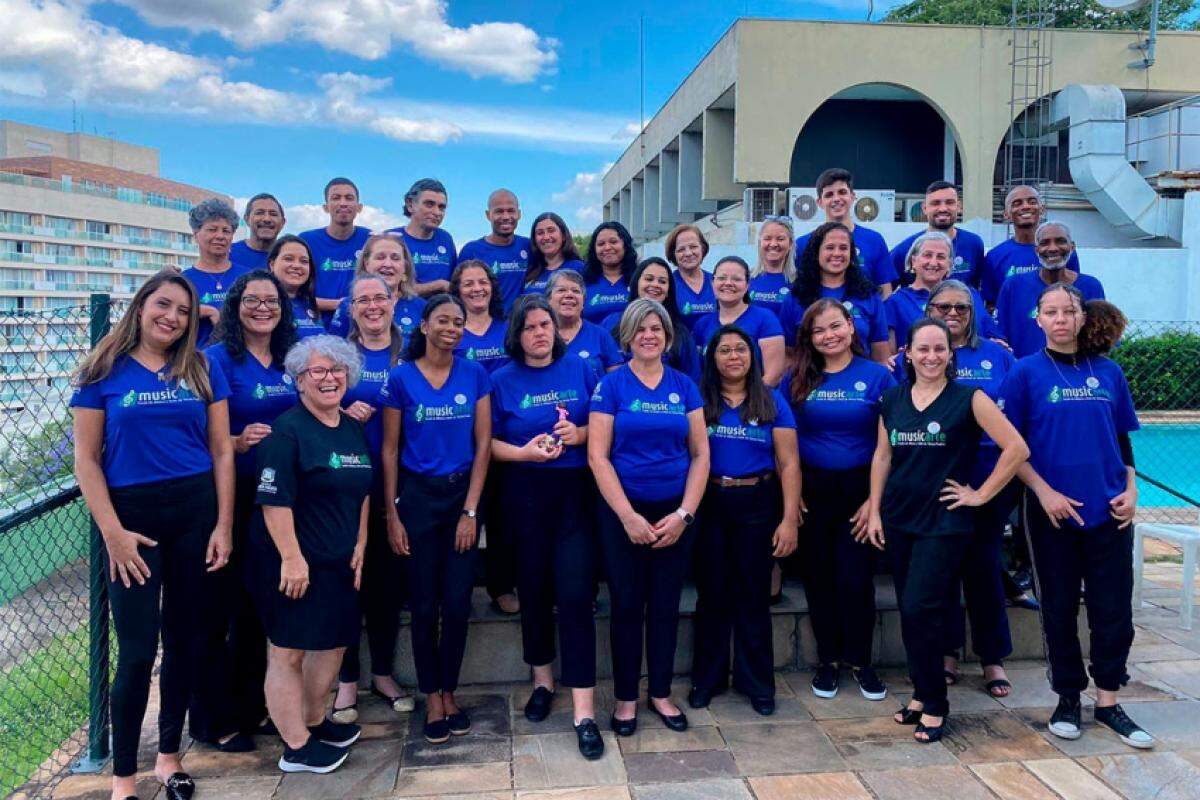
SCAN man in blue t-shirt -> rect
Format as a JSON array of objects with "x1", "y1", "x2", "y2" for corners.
[
  {"x1": 889, "y1": 181, "x2": 985, "y2": 289},
  {"x1": 298, "y1": 177, "x2": 371, "y2": 321},
  {"x1": 230, "y1": 192, "x2": 285, "y2": 270},
  {"x1": 458, "y1": 189, "x2": 530, "y2": 312},
  {"x1": 795, "y1": 167, "x2": 897, "y2": 297},
  {"x1": 981, "y1": 185, "x2": 1082, "y2": 306},
  {"x1": 389, "y1": 178, "x2": 456, "y2": 297}
]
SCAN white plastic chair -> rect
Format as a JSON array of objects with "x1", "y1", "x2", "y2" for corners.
[{"x1": 1133, "y1": 519, "x2": 1199, "y2": 631}]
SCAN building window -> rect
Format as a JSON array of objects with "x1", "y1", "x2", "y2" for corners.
[
  {"x1": 1, "y1": 211, "x2": 33, "y2": 227},
  {"x1": 86, "y1": 220, "x2": 111, "y2": 236},
  {"x1": 45, "y1": 216, "x2": 74, "y2": 231}
]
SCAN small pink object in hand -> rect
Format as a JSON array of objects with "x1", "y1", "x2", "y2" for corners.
[{"x1": 550, "y1": 403, "x2": 569, "y2": 447}]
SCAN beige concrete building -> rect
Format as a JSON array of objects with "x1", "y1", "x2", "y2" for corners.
[{"x1": 603, "y1": 20, "x2": 1200, "y2": 241}]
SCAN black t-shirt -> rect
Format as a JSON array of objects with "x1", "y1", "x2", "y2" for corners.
[
  {"x1": 880, "y1": 381, "x2": 981, "y2": 536},
  {"x1": 253, "y1": 405, "x2": 373, "y2": 566}
]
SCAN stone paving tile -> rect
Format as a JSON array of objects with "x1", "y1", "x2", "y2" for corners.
[
  {"x1": 393, "y1": 762, "x2": 513, "y2": 797},
  {"x1": 1127, "y1": 628, "x2": 1199, "y2": 663},
  {"x1": 277, "y1": 739, "x2": 402, "y2": 799},
  {"x1": 967, "y1": 762, "x2": 1059, "y2": 800},
  {"x1": 621, "y1": 750, "x2": 739, "y2": 784},
  {"x1": 404, "y1": 693, "x2": 511, "y2": 738},
  {"x1": 1083, "y1": 665, "x2": 1188, "y2": 704},
  {"x1": 1011, "y1": 707, "x2": 1140, "y2": 758},
  {"x1": 510, "y1": 686, "x2": 617, "y2": 735},
  {"x1": 834, "y1": 737, "x2": 959, "y2": 769},
  {"x1": 746, "y1": 772, "x2": 872, "y2": 800},
  {"x1": 512, "y1": 733, "x2": 626, "y2": 789},
  {"x1": 51, "y1": 772, "x2": 159, "y2": 800},
  {"x1": 401, "y1": 734, "x2": 511, "y2": 768},
  {"x1": 703, "y1": 693, "x2": 811, "y2": 726},
  {"x1": 785, "y1": 674, "x2": 900, "y2": 719},
  {"x1": 992, "y1": 667, "x2": 1074, "y2": 709},
  {"x1": 896, "y1": 681, "x2": 1008, "y2": 714},
  {"x1": 629, "y1": 777, "x2": 753, "y2": 800},
  {"x1": 169, "y1": 775, "x2": 280, "y2": 799},
  {"x1": 179, "y1": 739, "x2": 285, "y2": 777},
  {"x1": 1078, "y1": 751, "x2": 1200, "y2": 800},
  {"x1": 721, "y1": 721, "x2": 844, "y2": 776},
  {"x1": 1022, "y1": 758, "x2": 1124, "y2": 800},
  {"x1": 617, "y1": 725, "x2": 726, "y2": 754},
  {"x1": 940, "y1": 712, "x2": 1062, "y2": 764},
  {"x1": 859, "y1": 764, "x2": 999, "y2": 800},
  {"x1": 1135, "y1": 659, "x2": 1200, "y2": 699},
  {"x1": 816, "y1": 714, "x2": 917, "y2": 743},
  {"x1": 516, "y1": 789, "x2": 631, "y2": 800},
  {"x1": 1109, "y1": 699, "x2": 1200, "y2": 748}
]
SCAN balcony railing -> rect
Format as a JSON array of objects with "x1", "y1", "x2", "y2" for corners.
[{"x1": 0, "y1": 171, "x2": 196, "y2": 212}]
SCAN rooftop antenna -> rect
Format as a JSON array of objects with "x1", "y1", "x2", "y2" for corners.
[{"x1": 639, "y1": 12, "x2": 645, "y2": 158}]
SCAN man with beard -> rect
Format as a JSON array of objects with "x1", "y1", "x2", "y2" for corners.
[
  {"x1": 300, "y1": 177, "x2": 372, "y2": 323},
  {"x1": 230, "y1": 193, "x2": 286, "y2": 270},
  {"x1": 390, "y1": 178, "x2": 457, "y2": 297},
  {"x1": 889, "y1": 181, "x2": 985, "y2": 288},
  {"x1": 981, "y1": 186, "x2": 1082, "y2": 306},
  {"x1": 996, "y1": 221, "x2": 1105, "y2": 357},
  {"x1": 459, "y1": 189, "x2": 530, "y2": 312}
]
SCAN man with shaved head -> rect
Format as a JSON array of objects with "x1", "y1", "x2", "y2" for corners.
[
  {"x1": 982, "y1": 185, "x2": 1081, "y2": 305},
  {"x1": 459, "y1": 189, "x2": 530, "y2": 311}
]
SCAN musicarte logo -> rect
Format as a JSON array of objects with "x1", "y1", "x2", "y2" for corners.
[
  {"x1": 415, "y1": 394, "x2": 471, "y2": 422},
  {"x1": 328, "y1": 452, "x2": 369, "y2": 469},
  {"x1": 1048, "y1": 378, "x2": 1110, "y2": 404},
  {"x1": 520, "y1": 389, "x2": 579, "y2": 409},
  {"x1": 120, "y1": 382, "x2": 195, "y2": 407},
  {"x1": 890, "y1": 421, "x2": 946, "y2": 447}
]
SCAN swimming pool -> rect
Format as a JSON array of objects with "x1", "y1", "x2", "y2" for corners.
[{"x1": 1131, "y1": 423, "x2": 1200, "y2": 508}]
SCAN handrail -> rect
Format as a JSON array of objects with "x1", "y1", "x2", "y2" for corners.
[{"x1": 1137, "y1": 470, "x2": 1200, "y2": 510}]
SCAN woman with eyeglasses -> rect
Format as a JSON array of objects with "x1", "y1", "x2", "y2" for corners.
[
  {"x1": 268, "y1": 235, "x2": 326, "y2": 340},
  {"x1": 749, "y1": 217, "x2": 796, "y2": 319},
  {"x1": 327, "y1": 233, "x2": 426, "y2": 342},
  {"x1": 665, "y1": 224, "x2": 716, "y2": 332},
  {"x1": 691, "y1": 256, "x2": 786, "y2": 387}
]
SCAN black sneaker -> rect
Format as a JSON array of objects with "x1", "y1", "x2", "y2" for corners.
[
  {"x1": 574, "y1": 718, "x2": 605, "y2": 760},
  {"x1": 447, "y1": 710, "x2": 471, "y2": 735},
  {"x1": 1094, "y1": 704, "x2": 1154, "y2": 749},
  {"x1": 811, "y1": 664, "x2": 839, "y2": 699},
  {"x1": 424, "y1": 718, "x2": 450, "y2": 744},
  {"x1": 851, "y1": 667, "x2": 887, "y2": 701},
  {"x1": 279, "y1": 737, "x2": 349, "y2": 773},
  {"x1": 308, "y1": 718, "x2": 361, "y2": 747},
  {"x1": 1048, "y1": 694, "x2": 1082, "y2": 740},
  {"x1": 524, "y1": 686, "x2": 555, "y2": 722}
]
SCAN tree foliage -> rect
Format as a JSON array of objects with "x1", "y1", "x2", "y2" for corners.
[{"x1": 883, "y1": 0, "x2": 1199, "y2": 31}]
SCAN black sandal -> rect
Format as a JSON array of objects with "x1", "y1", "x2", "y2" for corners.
[
  {"x1": 162, "y1": 772, "x2": 195, "y2": 800},
  {"x1": 984, "y1": 679, "x2": 1012, "y2": 698},
  {"x1": 894, "y1": 706, "x2": 922, "y2": 725},
  {"x1": 915, "y1": 719, "x2": 946, "y2": 743},
  {"x1": 943, "y1": 669, "x2": 960, "y2": 686}
]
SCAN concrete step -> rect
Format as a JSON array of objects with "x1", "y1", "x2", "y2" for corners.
[{"x1": 361, "y1": 577, "x2": 1062, "y2": 687}]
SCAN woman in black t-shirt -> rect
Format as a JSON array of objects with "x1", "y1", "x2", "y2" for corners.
[{"x1": 863, "y1": 319, "x2": 1028, "y2": 743}]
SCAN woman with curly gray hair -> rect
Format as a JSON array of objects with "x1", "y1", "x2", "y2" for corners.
[
  {"x1": 246, "y1": 335, "x2": 373, "y2": 774},
  {"x1": 182, "y1": 197, "x2": 247, "y2": 347}
]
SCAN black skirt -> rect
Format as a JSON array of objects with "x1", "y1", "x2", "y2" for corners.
[{"x1": 247, "y1": 541, "x2": 360, "y2": 651}]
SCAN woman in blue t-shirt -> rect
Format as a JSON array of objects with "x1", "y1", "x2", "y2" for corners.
[
  {"x1": 691, "y1": 256, "x2": 786, "y2": 386},
  {"x1": 1001, "y1": 284, "x2": 1152, "y2": 750},
  {"x1": 71, "y1": 270, "x2": 234, "y2": 800},
  {"x1": 690, "y1": 325, "x2": 800, "y2": 716},
  {"x1": 589, "y1": 298, "x2": 710, "y2": 736},
  {"x1": 601, "y1": 258, "x2": 701, "y2": 383},
  {"x1": 548, "y1": 269, "x2": 624, "y2": 380},
  {"x1": 666, "y1": 224, "x2": 716, "y2": 331},
  {"x1": 268, "y1": 234, "x2": 325, "y2": 340},
  {"x1": 331, "y1": 275, "x2": 416, "y2": 723},
  {"x1": 581, "y1": 221, "x2": 636, "y2": 324},
  {"x1": 327, "y1": 233, "x2": 426, "y2": 341},
  {"x1": 490, "y1": 296, "x2": 604, "y2": 760},
  {"x1": 782, "y1": 298, "x2": 895, "y2": 703},
  {"x1": 379, "y1": 294, "x2": 492, "y2": 745},
  {"x1": 522, "y1": 212, "x2": 586, "y2": 296},
  {"x1": 749, "y1": 217, "x2": 796, "y2": 319}
]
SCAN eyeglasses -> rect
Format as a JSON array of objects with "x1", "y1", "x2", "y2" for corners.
[
  {"x1": 302, "y1": 365, "x2": 348, "y2": 380},
  {"x1": 761, "y1": 215, "x2": 792, "y2": 226},
  {"x1": 928, "y1": 302, "x2": 971, "y2": 316},
  {"x1": 716, "y1": 344, "x2": 751, "y2": 356},
  {"x1": 352, "y1": 294, "x2": 391, "y2": 307},
  {"x1": 241, "y1": 295, "x2": 281, "y2": 309}
]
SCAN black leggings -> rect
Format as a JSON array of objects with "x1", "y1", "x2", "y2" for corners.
[
  {"x1": 503, "y1": 465, "x2": 596, "y2": 687},
  {"x1": 340, "y1": 492, "x2": 406, "y2": 683},
  {"x1": 482, "y1": 465, "x2": 517, "y2": 600},
  {"x1": 106, "y1": 471, "x2": 217, "y2": 777}
]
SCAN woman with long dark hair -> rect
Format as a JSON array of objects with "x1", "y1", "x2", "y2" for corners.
[
  {"x1": 601, "y1": 257, "x2": 701, "y2": 382},
  {"x1": 523, "y1": 212, "x2": 585, "y2": 296},
  {"x1": 582, "y1": 221, "x2": 637, "y2": 324},
  {"x1": 268, "y1": 234, "x2": 326, "y2": 340},
  {"x1": 72, "y1": 270, "x2": 234, "y2": 800},
  {"x1": 690, "y1": 325, "x2": 800, "y2": 715}
]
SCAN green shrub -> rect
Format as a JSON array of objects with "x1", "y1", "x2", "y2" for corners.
[{"x1": 1113, "y1": 330, "x2": 1200, "y2": 410}]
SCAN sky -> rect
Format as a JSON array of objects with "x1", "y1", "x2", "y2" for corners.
[{"x1": 0, "y1": 0, "x2": 904, "y2": 241}]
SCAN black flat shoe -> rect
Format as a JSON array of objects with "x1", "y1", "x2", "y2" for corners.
[
  {"x1": 574, "y1": 718, "x2": 605, "y2": 760},
  {"x1": 162, "y1": 772, "x2": 195, "y2": 800},
  {"x1": 894, "y1": 706, "x2": 922, "y2": 725},
  {"x1": 447, "y1": 710, "x2": 471, "y2": 735},
  {"x1": 750, "y1": 696, "x2": 775, "y2": 716},
  {"x1": 524, "y1": 686, "x2": 555, "y2": 722},
  {"x1": 609, "y1": 713, "x2": 637, "y2": 737},
  {"x1": 423, "y1": 718, "x2": 450, "y2": 744},
  {"x1": 687, "y1": 687, "x2": 712, "y2": 709},
  {"x1": 647, "y1": 698, "x2": 688, "y2": 732}
]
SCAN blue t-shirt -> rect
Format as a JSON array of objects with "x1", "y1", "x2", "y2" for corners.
[
  {"x1": 291, "y1": 297, "x2": 327, "y2": 340},
  {"x1": 673, "y1": 271, "x2": 717, "y2": 331},
  {"x1": 599, "y1": 313, "x2": 701, "y2": 383},
  {"x1": 692, "y1": 305, "x2": 784, "y2": 363},
  {"x1": 996, "y1": 272, "x2": 1106, "y2": 358},
  {"x1": 1001, "y1": 352, "x2": 1138, "y2": 529},
  {"x1": 229, "y1": 240, "x2": 269, "y2": 271},
  {"x1": 70, "y1": 354, "x2": 231, "y2": 488},
  {"x1": 459, "y1": 236, "x2": 531, "y2": 311},
  {"x1": 797, "y1": 225, "x2": 898, "y2": 287},
  {"x1": 204, "y1": 343, "x2": 297, "y2": 477},
  {"x1": 391, "y1": 227, "x2": 457, "y2": 286},
  {"x1": 327, "y1": 294, "x2": 426, "y2": 341},
  {"x1": 455, "y1": 319, "x2": 510, "y2": 374},
  {"x1": 590, "y1": 365, "x2": 703, "y2": 502},
  {"x1": 982, "y1": 240, "x2": 1083, "y2": 305},
  {"x1": 181, "y1": 263, "x2": 250, "y2": 348},
  {"x1": 566, "y1": 320, "x2": 625, "y2": 380},
  {"x1": 779, "y1": 286, "x2": 889, "y2": 350},
  {"x1": 748, "y1": 272, "x2": 792, "y2": 319},
  {"x1": 299, "y1": 226, "x2": 372, "y2": 315},
  {"x1": 490, "y1": 356, "x2": 597, "y2": 470},
  {"x1": 379, "y1": 358, "x2": 491, "y2": 476},
  {"x1": 342, "y1": 343, "x2": 395, "y2": 466},
  {"x1": 584, "y1": 275, "x2": 630, "y2": 324},
  {"x1": 708, "y1": 390, "x2": 796, "y2": 478},
  {"x1": 522, "y1": 259, "x2": 586, "y2": 296},
  {"x1": 782, "y1": 356, "x2": 896, "y2": 470},
  {"x1": 889, "y1": 228, "x2": 986, "y2": 288},
  {"x1": 884, "y1": 285, "x2": 1001, "y2": 349}
]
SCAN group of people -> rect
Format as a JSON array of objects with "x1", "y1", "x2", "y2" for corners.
[{"x1": 71, "y1": 170, "x2": 1151, "y2": 800}]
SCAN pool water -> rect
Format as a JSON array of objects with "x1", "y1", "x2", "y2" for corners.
[{"x1": 1131, "y1": 424, "x2": 1200, "y2": 508}]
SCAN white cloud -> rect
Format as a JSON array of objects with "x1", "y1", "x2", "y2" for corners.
[
  {"x1": 552, "y1": 164, "x2": 612, "y2": 226},
  {"x1": 283, "y1": 203, "x2": 405, "y2": 233},
  {"x1": 613, "y1": 122, "x2": 642, "y2": 141}
]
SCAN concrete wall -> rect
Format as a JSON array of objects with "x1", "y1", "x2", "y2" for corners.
[{"x1": 0, "y1": 120, "x2": 159, "y2": 175}]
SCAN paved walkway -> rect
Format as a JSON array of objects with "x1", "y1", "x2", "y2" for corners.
[{"x1": 51, "y1": 566, "x2": 1200, "y2": 800}]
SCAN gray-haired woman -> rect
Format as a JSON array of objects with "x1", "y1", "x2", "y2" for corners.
[
  {"x1": 247, "y1": 335, "x2": 373, "y2": 774},
  {"x1": 182, "y1": 197, "x2": 246, "y2": 347}
]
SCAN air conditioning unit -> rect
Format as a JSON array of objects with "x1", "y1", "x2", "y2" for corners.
[
  {"x1": 902, "y1": 198, "x2": 927, "y2": 223},
  {"x1": 789, "y1": 188, "x2": 897, "y2": 233},
  {"x1": 788, "y1": 188, "x2": 821, "y2": 234},
  {"x1": 743, "y1": 188, "x2": 781, "y2": 222}
]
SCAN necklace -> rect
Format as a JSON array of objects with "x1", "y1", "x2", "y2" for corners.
[{"x1": 1043, "y1": 349, "x2": 1096, "y2": 388}]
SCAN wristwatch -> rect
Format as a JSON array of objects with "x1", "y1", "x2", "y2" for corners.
[
  {"x1": 675, "y1": 508, "x2": 695, "y2": 526},
  {"x1": 461, "y1": 508, "x2": 477, "y2": 519}
]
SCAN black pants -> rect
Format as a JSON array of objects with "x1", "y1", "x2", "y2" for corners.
[
  {"x1": 399, "y1": 472, "x2": 475, "y2": 694},
  {"x1": 503, "y1": 466, "x2": 596, "y2": 687},
  {"x1": 799, "y1": 465, "x2": 877, "y2": 667},
  {"x1": 106, "y1": 472, "x2": 216, "y2": 777},
  {"x1": 888, "y1": 528, "x2": 971, "y2": 717},
  {"x1": 598, "y1": 495, "x2": 696, "y2": 702},
  {"x1": 482, "y1": 466, "x2": 517, "y2": 600},
  {"x1": 189, "y1": 476, "x2": 268, "y2": 741},
  {"x1": 692, "y1": 478, "x2": 778, "y2": 699},
  {"x1": 340, "y1": 491, "x2": 406, "y2": 683},
  {"x1": 941, "y1": 484, "x2": 1015, "y2": 665},
  {"x1": 1025, "y1": 497, "x2": 1133, "y2": 695}
]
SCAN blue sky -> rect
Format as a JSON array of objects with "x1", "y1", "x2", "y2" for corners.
[{"x1": 0, "y1": 0, "x2": 899, "y2": 240}]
